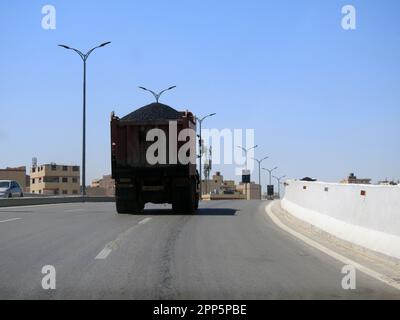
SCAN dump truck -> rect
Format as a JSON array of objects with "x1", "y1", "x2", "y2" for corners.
[{"x1": 111, "y1": 102, "x2": 200, "y2": 214}]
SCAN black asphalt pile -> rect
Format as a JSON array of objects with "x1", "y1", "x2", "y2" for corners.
[{"x1": 121, "y1": 103, "x2": 181, "y2": 122}]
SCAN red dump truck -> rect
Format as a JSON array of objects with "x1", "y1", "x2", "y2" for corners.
[{"x1": 111, "y1": 102, "x2": 200, "y2": 214}]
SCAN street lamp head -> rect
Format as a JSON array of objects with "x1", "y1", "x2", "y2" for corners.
[
  {"x1": 58, "y1": 44, "x2": 71, "y2": 50},
  {"x1": 99, "y1": 41, "x2": 111, "y2": 47},
  {"x1": 167, "y1": 86, "x2": 177, "y2": 90}
]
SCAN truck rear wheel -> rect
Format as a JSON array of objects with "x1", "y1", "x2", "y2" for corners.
[
  {"x1": 172, "y1": 181, "x2": 197, "y2": 214},
  {"x1": 116, "y1": 199, "x2": 144, "y2": 214}
]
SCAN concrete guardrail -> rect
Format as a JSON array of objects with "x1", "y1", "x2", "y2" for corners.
[
  {"x1": 0, "y1": 196, "x2": 115, "y2": 208},
  {"x1": 282, "y1": 180, "x2": 400, "y2": 259}
]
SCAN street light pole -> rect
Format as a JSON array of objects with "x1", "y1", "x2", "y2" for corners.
[
  {"x1": 237, "y1": 145, "x2": 258, "y2": 170},
  {"x1": 59, "y1": 42, "x2": 111, "y2": 198},
  {"x1": 138, "y1": 86, "x2": 177, "y2": 103},
  {"x1": 252, "y1": 156, "x2": 269, "y2": 199},
  {"x1": 262, "y1": 166, "x2": 278, "y2": 199},
  {"x1": 263, "y1": 166, "x2": 278, "y2": 185},
  {"x1": 237, "y1": 145, "x2": 258, "y2": 200},
  {"x1": 197, "y1": 113, "x2": 216, "y2": 198},
  {"x1": 273, "y1": 175, "x2": 286, "y2": 199}
]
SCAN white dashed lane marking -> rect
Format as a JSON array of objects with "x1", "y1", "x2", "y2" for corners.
[
  {"x1": 94, "y1": 217, "x2": 153, "y2": 260},
  {"x1": 95, "y1": 248, "x2": 112, "y2": 260},
  {"x1": 0, "y1": 218, "x2": 22, "y2": 224},
  {"x1": 139, "y1": 217, "x2": 152, "y2": 225}
]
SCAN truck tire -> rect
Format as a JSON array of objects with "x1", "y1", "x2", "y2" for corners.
[
  {"x1": 172, "y1": 181, "x2": 196, "y2": 214},
  {"x1": 116, "y1": 199, "x2": 144, "y2": 214},
  {"x1": 116, "y1": 189, "x2": 144, "y2": 214}
]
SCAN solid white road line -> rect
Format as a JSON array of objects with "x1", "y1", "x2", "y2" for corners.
[
  {"x1": 139, "y1": 217, "x2": 152, "y2": 225},
  {"x1": 64, "y1": 209, "x2": 85, "y2": 213},
  {"x1": 95, "y1": 248, "x2": 112, "y2": 260},
  {"x1": 0, "y1": 218, "x2": 22, "y2": 223},
  {"x1": 265, "y1": 202, "x2": 400, "y2": 291}
]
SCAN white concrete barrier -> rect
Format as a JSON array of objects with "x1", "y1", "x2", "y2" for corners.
[
  {"x1": 282, "y1": 180, "x2": 400, "y2": 259},
  {"x1": 0, "y1": 196, "x2": 115, "y2": 208}
]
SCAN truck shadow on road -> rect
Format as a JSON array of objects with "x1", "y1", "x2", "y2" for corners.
[{"x1": 143, "y1": 208, "x2": 239, "y2": 216}]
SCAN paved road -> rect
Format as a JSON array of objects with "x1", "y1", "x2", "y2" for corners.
[{"x1": 0, "y1": 200, "x2": 399, "y2": 299}]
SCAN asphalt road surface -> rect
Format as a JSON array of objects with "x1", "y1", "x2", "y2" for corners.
[{"x1": 0, "y1": 200, "x2": 399, "y2": 300}]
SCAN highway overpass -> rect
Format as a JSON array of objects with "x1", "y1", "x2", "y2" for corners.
[{"x1": 0, "y1": 200, "x2": 399, "y2": 299}]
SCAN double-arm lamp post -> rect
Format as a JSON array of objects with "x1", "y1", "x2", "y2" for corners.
[
  {"x1": 58, "y1": 42, "x2": 111, "y2": 197},
  {"x1": 263, "y1": 166, "x2": 278, "y2": 186},
  {"x1": 138, "y1": 86, "x2": 177, "y2": 103},
  {"x1": 273, "y1": 175, "x2": 286, "y2": 199},
  {"x1": 252, "y1": 156, "x2": 269, "y2": 199},
  {"x1": 237, "y1": 145, "x2": 258, "y2": 170},
  {"x1": 237, "y1": 145, "x2": 258, "y2": 199},
  {"x1": 197, "y1": 113, "x2": 216, "y2": 197}
]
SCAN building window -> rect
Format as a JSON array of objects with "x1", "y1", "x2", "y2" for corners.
[
  {"x1": 72, "y1": 166, "x2": 79, "y2": 172},
  {"x1": 43, "y1": 177, "x2": 60, "y2": 183},
  {"x1": 32, "y1": 168, "x2": 36, "y2": 173},
  {"x1": 72, "y1": 178, "x2": 78, "y2": 183},
  {"x1": 72, "y1": 190, "x2": 78, "y2": 195},
  {"x1": 51, "y1": 164, "x2": 57, "y2": 171},
  {"x1": 62, "y1": 190, "x2": 68, "y2": 195},
  {"x1": 39, "y1": 178, "x2": 42, "y2": 183},
  {"x1": 62, "y1": 166, "x2": 68, "y2": 171},
  {"x1": 62, "y1": 177, "x2": 68, "y2": 183},
  {"x1": 32, "y1": 179, "x2": 35, "y2": 184},
  {"x1": 39, "y1": 190, "x2": 42, "y2": 194}
]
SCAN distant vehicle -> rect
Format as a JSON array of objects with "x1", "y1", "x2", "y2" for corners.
[
  {"x1": 0, "y1": 180, "x2": 24, "y2": 198},
  {"x1": 111, "y1": 103, "x2": 200, "y2": 214}
]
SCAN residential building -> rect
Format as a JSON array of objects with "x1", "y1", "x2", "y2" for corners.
[
  {"x1": 87, "y1": 174, "x2": 115, "y2": 197},
  {"x1": 30, "y1": 163, "x2": 80, "y2": 195},
  {"x1": 201, "y1": 171, "x2": 261, "y2": 200},
  {"x1": 236, "y1": 182, "x2": 262, "y2": 200},
  {"x1": 341, "y1": 173, "x2": 371, "y2": 185}
]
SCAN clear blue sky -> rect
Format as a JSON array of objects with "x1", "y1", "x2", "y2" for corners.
[{"x1": 1, "y1": 0, "x2": 399, "y2": 186}]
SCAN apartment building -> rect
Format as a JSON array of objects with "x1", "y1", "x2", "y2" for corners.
[
  {"x1": 87, "y1": 174, "x2": 115, "y2": 197},
  {"x1": 30, "y1": 164, "x2": 80, "y2": 195}
]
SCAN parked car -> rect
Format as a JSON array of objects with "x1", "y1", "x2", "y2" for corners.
[{"x1": 0, "y1": 180, "x2": 24, "y2": 198}]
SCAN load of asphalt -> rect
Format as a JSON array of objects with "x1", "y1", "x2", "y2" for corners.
[{"x1": 121, "y1": 103, "x2": 181, "y2": 122}]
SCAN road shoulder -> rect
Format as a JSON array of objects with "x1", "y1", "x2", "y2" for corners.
[{"x1": 266, "y1": 200, "x2": 400, "y2": 291}]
